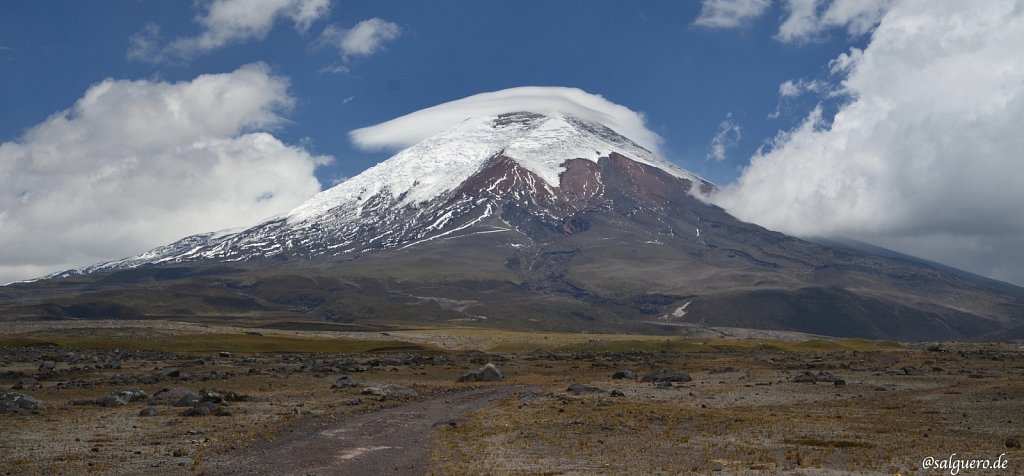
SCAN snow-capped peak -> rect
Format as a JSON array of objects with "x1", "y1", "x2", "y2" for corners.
[
  {"x1": 46, "y1": 110, "x2": 710, "y2": 277},
  {"x1": 287, "y1": 111, "x2": 701, "y2": 223}
]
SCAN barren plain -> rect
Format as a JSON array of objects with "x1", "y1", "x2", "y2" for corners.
[{"x1": 1, "y1": 320, "x2": 1021, "y2": 475}]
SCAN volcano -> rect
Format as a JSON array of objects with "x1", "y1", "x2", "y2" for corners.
[{"x1": 5, "y1": 111, "x2": 1023, "y2": 340}]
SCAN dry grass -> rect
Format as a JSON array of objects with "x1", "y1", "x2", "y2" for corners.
[{"x1": 0, "y1": 322, "x2": 1020, "y2": 475}]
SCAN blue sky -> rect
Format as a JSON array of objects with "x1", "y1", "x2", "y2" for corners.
[
  {"x1": 0, "y1": 1, "x2": 857, "y2": 186},
  {"x1": 3, "y1": 0, "x2": 1024, "y2": 286}
]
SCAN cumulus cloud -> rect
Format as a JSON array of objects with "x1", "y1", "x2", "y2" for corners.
[
  {"x1": 777, "y1": 0, "x2": 891, "y2": 43},
  {"x1": 319, "y1": 18, "x2": 402, "y2": 61},
  {"x1": 350, "y1": 86, "x2": 663, "y2": 154},
  {"x1": 714, "y1": 0, "x2": 1024, "y2": 285},
  {"x1": 693, "y1": 0, "x2": 771, "y2": 29},
  {"x1": 706, "y1": 113, "x2": 741, "y2": 161},
  {"x1": 0, "y1": 63, "x2": 329, "y2": 284},
  {"x1": 128, "y1": 0, "x2": 330, "y2": 62}
]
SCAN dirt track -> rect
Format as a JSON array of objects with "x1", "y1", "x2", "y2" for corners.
[{"x1": 202, "y1": 385, "x2": 535, "y2": 476}]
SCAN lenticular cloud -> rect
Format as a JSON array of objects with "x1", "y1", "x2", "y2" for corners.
[{"x1": 349, "y1": 87, "x2": 663, "y2": 154}]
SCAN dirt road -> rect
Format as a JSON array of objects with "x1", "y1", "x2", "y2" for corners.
[{"x1": 202, "y1": 385, "x2": 534, "y2": 476}]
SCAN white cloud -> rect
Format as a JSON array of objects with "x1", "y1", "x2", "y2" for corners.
[
  {"x1": 769, "y1": 78, "x2": 832, "y2": 118},
  {"x1": 714, "y1": 0, "x2": 1024, "y2": 285},
  {"x1": 778, "y1": 78, "x2": 828, "y2": 97},
  {"x1": 0, "y1": 63, "x2": 329, "y2": 284},
  {"x1": 777, "y1": 0, "x2": 891, "y2": 43},
  {"x1": 319, "y1": 18, "x2": 402, "y2": 61},
  {"x1": 694, "y1": 0, "x2": 771, "y2": 29},
  {"x1": 128, "y1": 0, "x2": 330, "y2": 62},
  {"x1": 707, "y1": 113, "x2": 741, "y2": 161},
  {"x1": 349, "y1": 86, "x2": 663, "y2": 154}
]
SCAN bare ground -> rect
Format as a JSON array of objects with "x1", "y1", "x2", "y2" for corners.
[
  {"x1": 202, "y1": 385, "x2": 537, "y2": 476},
  {"x1": 1, "y1": 321, "x2": 1022, "y2": 475}
]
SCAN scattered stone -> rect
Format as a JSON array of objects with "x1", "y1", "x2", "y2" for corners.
[
  {"x1": 97, "y1": 394, "x2": 127, "y2": 408},
  {"x1": 567, "y1": 384, "x2": 604, "y2": 394},
  {"x1": 793, "y1": 371, "x2": 817, "y2": 383},
  {"x1": 361, "y1": 384, "x2": 417, "y2": 399},
  {"x1": 654, "y1": 381, "x2": 672, "y2": 389},
  {"x1": 172, "y1": 449, "x2": 186, "y2": 457},
  {"x1": 38, "y1": 361, "x2": 56, "y2": 372},
  {"x1": 12, "y1": 378, "x2": 39, "y2": 391},
  {"x1": 902, "y1": 366, "x2": 921, "y2": 375},
  {"x1": 611, "y1": 370, "x2": 635, "y2": 380},
  {"x1": 154, "y1": 368, "x2": 181, "y2": 380},
  {"x1": 1, "y1": 391, "x2": 41, "y2": 410},
  {"x1": 218, "y1": 352, "x2": 232, "y2": 358},
  {"x1": 610, "y1": 389, "x2": 626, "y2": 397},
  {"x1": 199, "y1": 387, "x2": 243, "y2": 403},
  {"x1": 331, "y1": 375, "x2": 358, "y2": 389},
  {"x1": 151, "y1": 387, "x2": 198, "y2": 406},
  {"x1": 172, "y1": 393, "x2": 199, "y2": 407},
  {"x1": 641, "y1": 370, "x2": 692, "y2": 383},
  {"x1": 0, "y1": 399, "x2": 20, "y2": 414},
  {"x1": 116, "y1": 388, "x2": 148, "y2": 402},
  {"x1": 181, "y1": 402, "x2": 230, "y2": 417},
  {"x1": 833, "y1": 379, "x2": 846, "y2": 386},
  {"x1": 792, "y1": 371, "x2": 845, "y2": 384},
  {"x1": 1007, "y1": 438, "x2": 1021, "y2": 449},
  {"x1": 433, "y1": 418, "x2": 460, "y2": 428},
  {"x1": 138, "y1": 407, "x2": 159, "y2": 417},
  {"x1": 457, "y1": 363, "x2": 504, "y2": 382}
]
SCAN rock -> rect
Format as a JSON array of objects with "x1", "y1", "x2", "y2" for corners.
[
  {"x1": 151, "y1": 387, "x2": 198, "y2": 406},
  {"x1": 793, "y1": 371, "x2": 845, "y2": 384},
  {"x1": 180, "y1": 401, "x2": 230, "y2": 415},
  {"x1": 0, "y1": 400, "x2": 17, "y2": 414},
  {"x1": 792, "y1": 371, "x2": 818, "y2": 383},
  {"x1": 902, "y1": 366, "x2": 921, "y2": 375},
  {"x1": 610, "y1": 389, "x2": 626, "y2": 397},
  {"x1": 116, "y1": 388, "x2": 148, "y2": 402},
  {"x1": 433, "y1": 418, "x2": 460, "y2": 428},
  {"x1": 218, "y1": 352, "x2": 232, "y2": 358},
  {"x1": 181, "y1": 402, "x2": 230, "y2": 417},
  {"x1": 611, "y1": 370, "x2": 635, "y2": 380},
  {"x1": 105, "y1": 360, "x2": 122, "y2": 370},
  {"x1": 641, "y1": 370, "x2": 692, "y2": 383},
  {"x1": 172, "y1": 448, "x2": 186, "y2": 457},
  {"x1": 361, "y1": 384, "x2": 417, "y2": 399},
  {"x1": 154, "y1": 368, "x2": 181, "y2": 380},
  {"x1": 567, "y1": 384, "x2": 604, "y2": 394},
  {"x1": 457, "y1": 363, "x2": 504, "y2": 382},
  {"x1": 12, "y1": 378, "x2": 39, "y2": 391},
  {"x1": 2, "y1": 391, "x2": 41, "y2": 410},
  {"x1": 38, "y1": 361, "x2": 56, "y2": 372},
  {"x1": 199, "y1": 387, "x2": 242, "y2": 403},
  {"x1": 1007, "y1": 438, "x2": 1021, "y2": 449},
  {"x1": 97, "y1": 394, "x2": 127, "y2": 408},
  {"x1": 654, "y1": 381, "x2": 672, "y2": 389},
  {"x1": 331, "y1": 375, "x2": 358, "y2": 389},
  {"x1": 138, "y1": 407, "x2": 159, "y2": 417},
  {"x1": 174, "y1": 394, "x2": 200, "y2": 407},
  {"x1": 815, "y1": 373, "x2": 845, "y2": 383}
]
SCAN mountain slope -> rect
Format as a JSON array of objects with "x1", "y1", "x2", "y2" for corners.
[{"x1": 8, "y1": 111, "x2": 1024, "y2": 341}]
